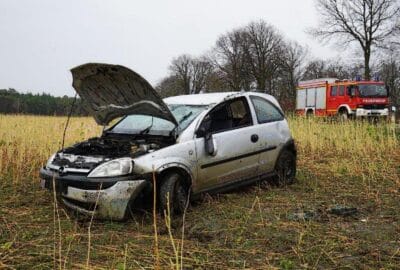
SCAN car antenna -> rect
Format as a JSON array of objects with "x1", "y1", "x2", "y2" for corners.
[{"x1": 61, "y1": 93, "x2": 78, "y2": 150}]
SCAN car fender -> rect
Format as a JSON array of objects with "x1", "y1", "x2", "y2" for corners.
[{"x1": 132, "y1": 142, "x2": 197, "y2": 182}]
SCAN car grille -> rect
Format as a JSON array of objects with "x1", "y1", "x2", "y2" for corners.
[
  {"x1": 46, "y1": 178, "x2": 116, "y2": 191},
  {"x1": 62, "y1": 179, "x2": 116, "y2": 190},
  {"x1": 63, "y1": 197, "x2": 98, "y2": 211}
]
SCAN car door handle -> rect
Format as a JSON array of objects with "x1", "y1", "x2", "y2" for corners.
[{"x1": 251, "y1": 134, "x2": 259, "y2": 143}]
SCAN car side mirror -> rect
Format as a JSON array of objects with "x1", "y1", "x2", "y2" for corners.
[
  {"x1": 386, "y1": 85, "x2": 390, "y2": 97},
  {"x1": 204, "y1": 133, "x2": 217, "y2": 156}
]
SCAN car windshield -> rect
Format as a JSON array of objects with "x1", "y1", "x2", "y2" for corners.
[
  {"x1": 358, "y1": 84, "x2": 387, "y2": 97},
  {"x1": 109, "y1": 104, "x2": 207, "y2": 136}
]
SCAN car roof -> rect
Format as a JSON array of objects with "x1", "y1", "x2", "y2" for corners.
[
  {"x1": 163, "y1": 92, "x2": 239, "y2": 106},
  {"x1": 163, "y1": 91, "x2": 282, "y2": 110}
]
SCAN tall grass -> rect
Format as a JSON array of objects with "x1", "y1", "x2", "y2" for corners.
[
  {"x1": 0, "y1": 114, "x2": 397, "y2": 187},
  {"x1": 290, "y1": 117, "x2": 398, "y2": 184},
  {"x1": 0, "y1": 115, "x2": 100, "y2": 185},
  {"x1": 0, "y1": 114, "x2": 399, "y2": 269}
]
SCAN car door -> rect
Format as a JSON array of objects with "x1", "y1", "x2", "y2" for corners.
[
  {"x1": 336, "y1": 84, "x2": 347, "y2": 106},
  {"x1": 194, "y1": 97, "x2": 262, "y2": 192},
  {"x1": 327, "y1": 85, "x2": 338, "y2": 113},
  {"x1": 249, "y1": 95, "x2": 285, "y2": 174}
]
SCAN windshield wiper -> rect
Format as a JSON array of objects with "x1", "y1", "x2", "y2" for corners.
[
  {"x1": 139, "y1": 117, "x2": 154, "y2": 135},
  {"x1": 179, "y1": 111, "x2": 193, "y2": 124},
  {"x1": 169, "y1": 112, "x2": 193, "y2": 138}
]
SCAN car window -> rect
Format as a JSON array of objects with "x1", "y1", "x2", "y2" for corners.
[
  {"x1": 199, "y1": 97, "x2": 252, "y2": 135},
  {"x1": 168, "y1": 104, "x2": 208, "y2": 131},
  {"x1": 109, "y1": 104, "x2": 207, "y2": 136},
  {"x1": 110, "y1": 114, "x2": 175, "y2": 135},
  {"x1": 250, "y1": 96, "x2": 284, "y2": 123},
  {"x1": 331, "y1": 86, "x2": 337, "y2": 96},
  {"x1": 229, "y1": 98, "x2": 252, "y2": 128}
]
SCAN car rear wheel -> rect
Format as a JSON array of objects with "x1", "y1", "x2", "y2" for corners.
[
  {"x1": 275, "y1": 150, "x2": 296, "y2": 186},
  {"x1": 159, "y1": 172, "x2": 189, "y2": 216}
]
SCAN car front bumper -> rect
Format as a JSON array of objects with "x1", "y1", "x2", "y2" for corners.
[
  {"x1": 355, "y1": 108, "x2": 389, "y2": 117},
  {"x1": 39, "y1": 168, "x2": 149, "y2": 220}
]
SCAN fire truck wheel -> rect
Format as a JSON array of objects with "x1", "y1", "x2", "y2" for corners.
[
  {"x1": 338, "y1": 110, "x2": 348, "y2": 122},
  {"x1": 275, "y1": 150, "x2": 296, "y2": 186}
]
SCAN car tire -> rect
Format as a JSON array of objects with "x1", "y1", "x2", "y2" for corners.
[
  {"x1": 159, "y1": 173, "x2": 189, "y2": 216},
  {"x1": 275, "y1": 150, "x2": 296, "y2": 186}
]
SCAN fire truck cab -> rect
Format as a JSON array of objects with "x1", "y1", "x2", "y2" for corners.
[{"x1": 296, "y1": 78, "x2": 390, "y2": 119}]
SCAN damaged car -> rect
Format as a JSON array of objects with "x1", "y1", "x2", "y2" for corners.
[{"x1": 39, "y1": 63, "x2": 296, "y2": 220}]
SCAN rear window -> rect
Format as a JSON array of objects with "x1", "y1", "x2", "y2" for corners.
[{"x1": 250, "y1": 96, "x2": 284, "y2": 123}]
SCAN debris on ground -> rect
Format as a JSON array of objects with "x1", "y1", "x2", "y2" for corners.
[
  {"x1": 328, "y1": 205, "x2": 358, "y2": 217},
  {"x1": 288, "y1": 205, "x2": 359, "y2": 222},
  {"x1": 287, "y1": 210, "x2": 318, "y2": 221}
]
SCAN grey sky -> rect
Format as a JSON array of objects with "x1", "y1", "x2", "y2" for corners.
[{"x1": 0, "y1": 0, "x2": 339, "y2": 96}]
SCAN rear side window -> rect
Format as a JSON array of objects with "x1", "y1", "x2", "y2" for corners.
[
  {"x1": 250, "y1": 96, "x2": 284, "y2": 123},
  {"x1": 331, "y1": 86, "x2": 337, "y2": 96},
  {"x1": 339, "y1": 85, "x2": 345, "y2": 96}
]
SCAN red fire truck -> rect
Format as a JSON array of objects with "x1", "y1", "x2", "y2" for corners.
[{"x1": 296, "y1": 78, "x2": 390, "y2": 119}]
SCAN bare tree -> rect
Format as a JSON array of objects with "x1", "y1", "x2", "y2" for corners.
[
  {"x1": 204, "y1": 70, "x2": 230, "y2": 92},
  {"x1": 310, "y1": 0, "x2": 400, "y2": 80},
  {"x1": 191, "y1": 57, "x2": 214, "y2": 93},
  {"x1": 212, "y1": 28, "x2": 252, "y2": 91},
  {"x1": 169, "y1": 55, "x2": 192, "y2": 94},
  {"x1": 245, "y1": 20, "x2": 283, "y2": 92},
  {"x1": 301, "y1": 59, "x2": 328, "y2": 80},
  {"x1": 279, "y1": 41, "x2": 308, "y2": 99},
  {"x1": 155, "y1": 75, "x2": 183, "y2": 98},
  {"x1": 380, "y1": 51, "x2": 400, "y2": 106},
  {"x1": 169, "y1": 55, "x2": 214, "y2": 94}
]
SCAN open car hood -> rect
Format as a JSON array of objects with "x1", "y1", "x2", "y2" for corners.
[{"x1": 71, "y1": 63, "x2": 178, "y2": 126}]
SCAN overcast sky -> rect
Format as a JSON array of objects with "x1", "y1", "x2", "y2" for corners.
[{"x1": 0, "y1": 0, "x2": 340, "y2": 96}]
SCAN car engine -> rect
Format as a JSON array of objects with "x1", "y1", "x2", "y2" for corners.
[{"x1": 50, "y1": 136, "x2": 167, "y2": 170}]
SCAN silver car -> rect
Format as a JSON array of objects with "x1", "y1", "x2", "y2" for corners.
[{"x1": 39, "y1": 63, "x2": 296, "y2": 220}]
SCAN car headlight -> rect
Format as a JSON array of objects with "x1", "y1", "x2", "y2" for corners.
[
  {"x1": 46, "y1": 153, "x2": 57, "y2": 169},
  {"x1": 88, "y1": 158, "x2": 133, "y2": 178}
]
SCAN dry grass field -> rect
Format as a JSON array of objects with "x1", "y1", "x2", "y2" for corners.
[{"x1": 0, "y1": 114, "x2": 399, "y2": 269}]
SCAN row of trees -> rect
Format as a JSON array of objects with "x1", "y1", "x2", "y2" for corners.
[
  {"x1": 157, "y1": 0, "x2": 400, "y2": 109},
  {"x1": 157, "y1": 20, "x2": 307, "y2": 109},
  {"x1": 1, "y1": 0, "x2": 399, "y2": 115},
  {"x1": 0, "y1": 89, "x2": 89, "y2": 115}
]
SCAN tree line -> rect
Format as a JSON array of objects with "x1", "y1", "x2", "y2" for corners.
[
  {"x1": 1, "y1": 0, "x2": 399, "y2": 115},
  {"x1": 156, "y1": 0, "x2": 400, "y2": 110},
  {"x1": 0, "y1": 88, "x2": 89, "y2": 116}
]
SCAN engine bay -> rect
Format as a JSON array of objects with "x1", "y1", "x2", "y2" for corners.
[{"x1": 51, "y1": 135, "x2": 173, "y2": 171}]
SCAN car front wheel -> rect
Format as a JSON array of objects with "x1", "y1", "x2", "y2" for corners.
[
  {"x1": 159, "y1": 172, "x2": 189, "y2": 216},
  {"x1": 275, "y1": 150, "x2": 296, "y2": 186}
]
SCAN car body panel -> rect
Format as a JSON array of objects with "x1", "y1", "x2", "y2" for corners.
[
  {"x1": 194, "y1": 124, "x2": 262, "y2": 192},
  {"x1": 257, "y1": 121, "x2": 291, "y2": 172},
  {"x1": 62, "y1": 180, "x2": 147, "y2": 220},
  {"x1": 71, "y1": 63, "x2": 178, "y2": 126}
]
